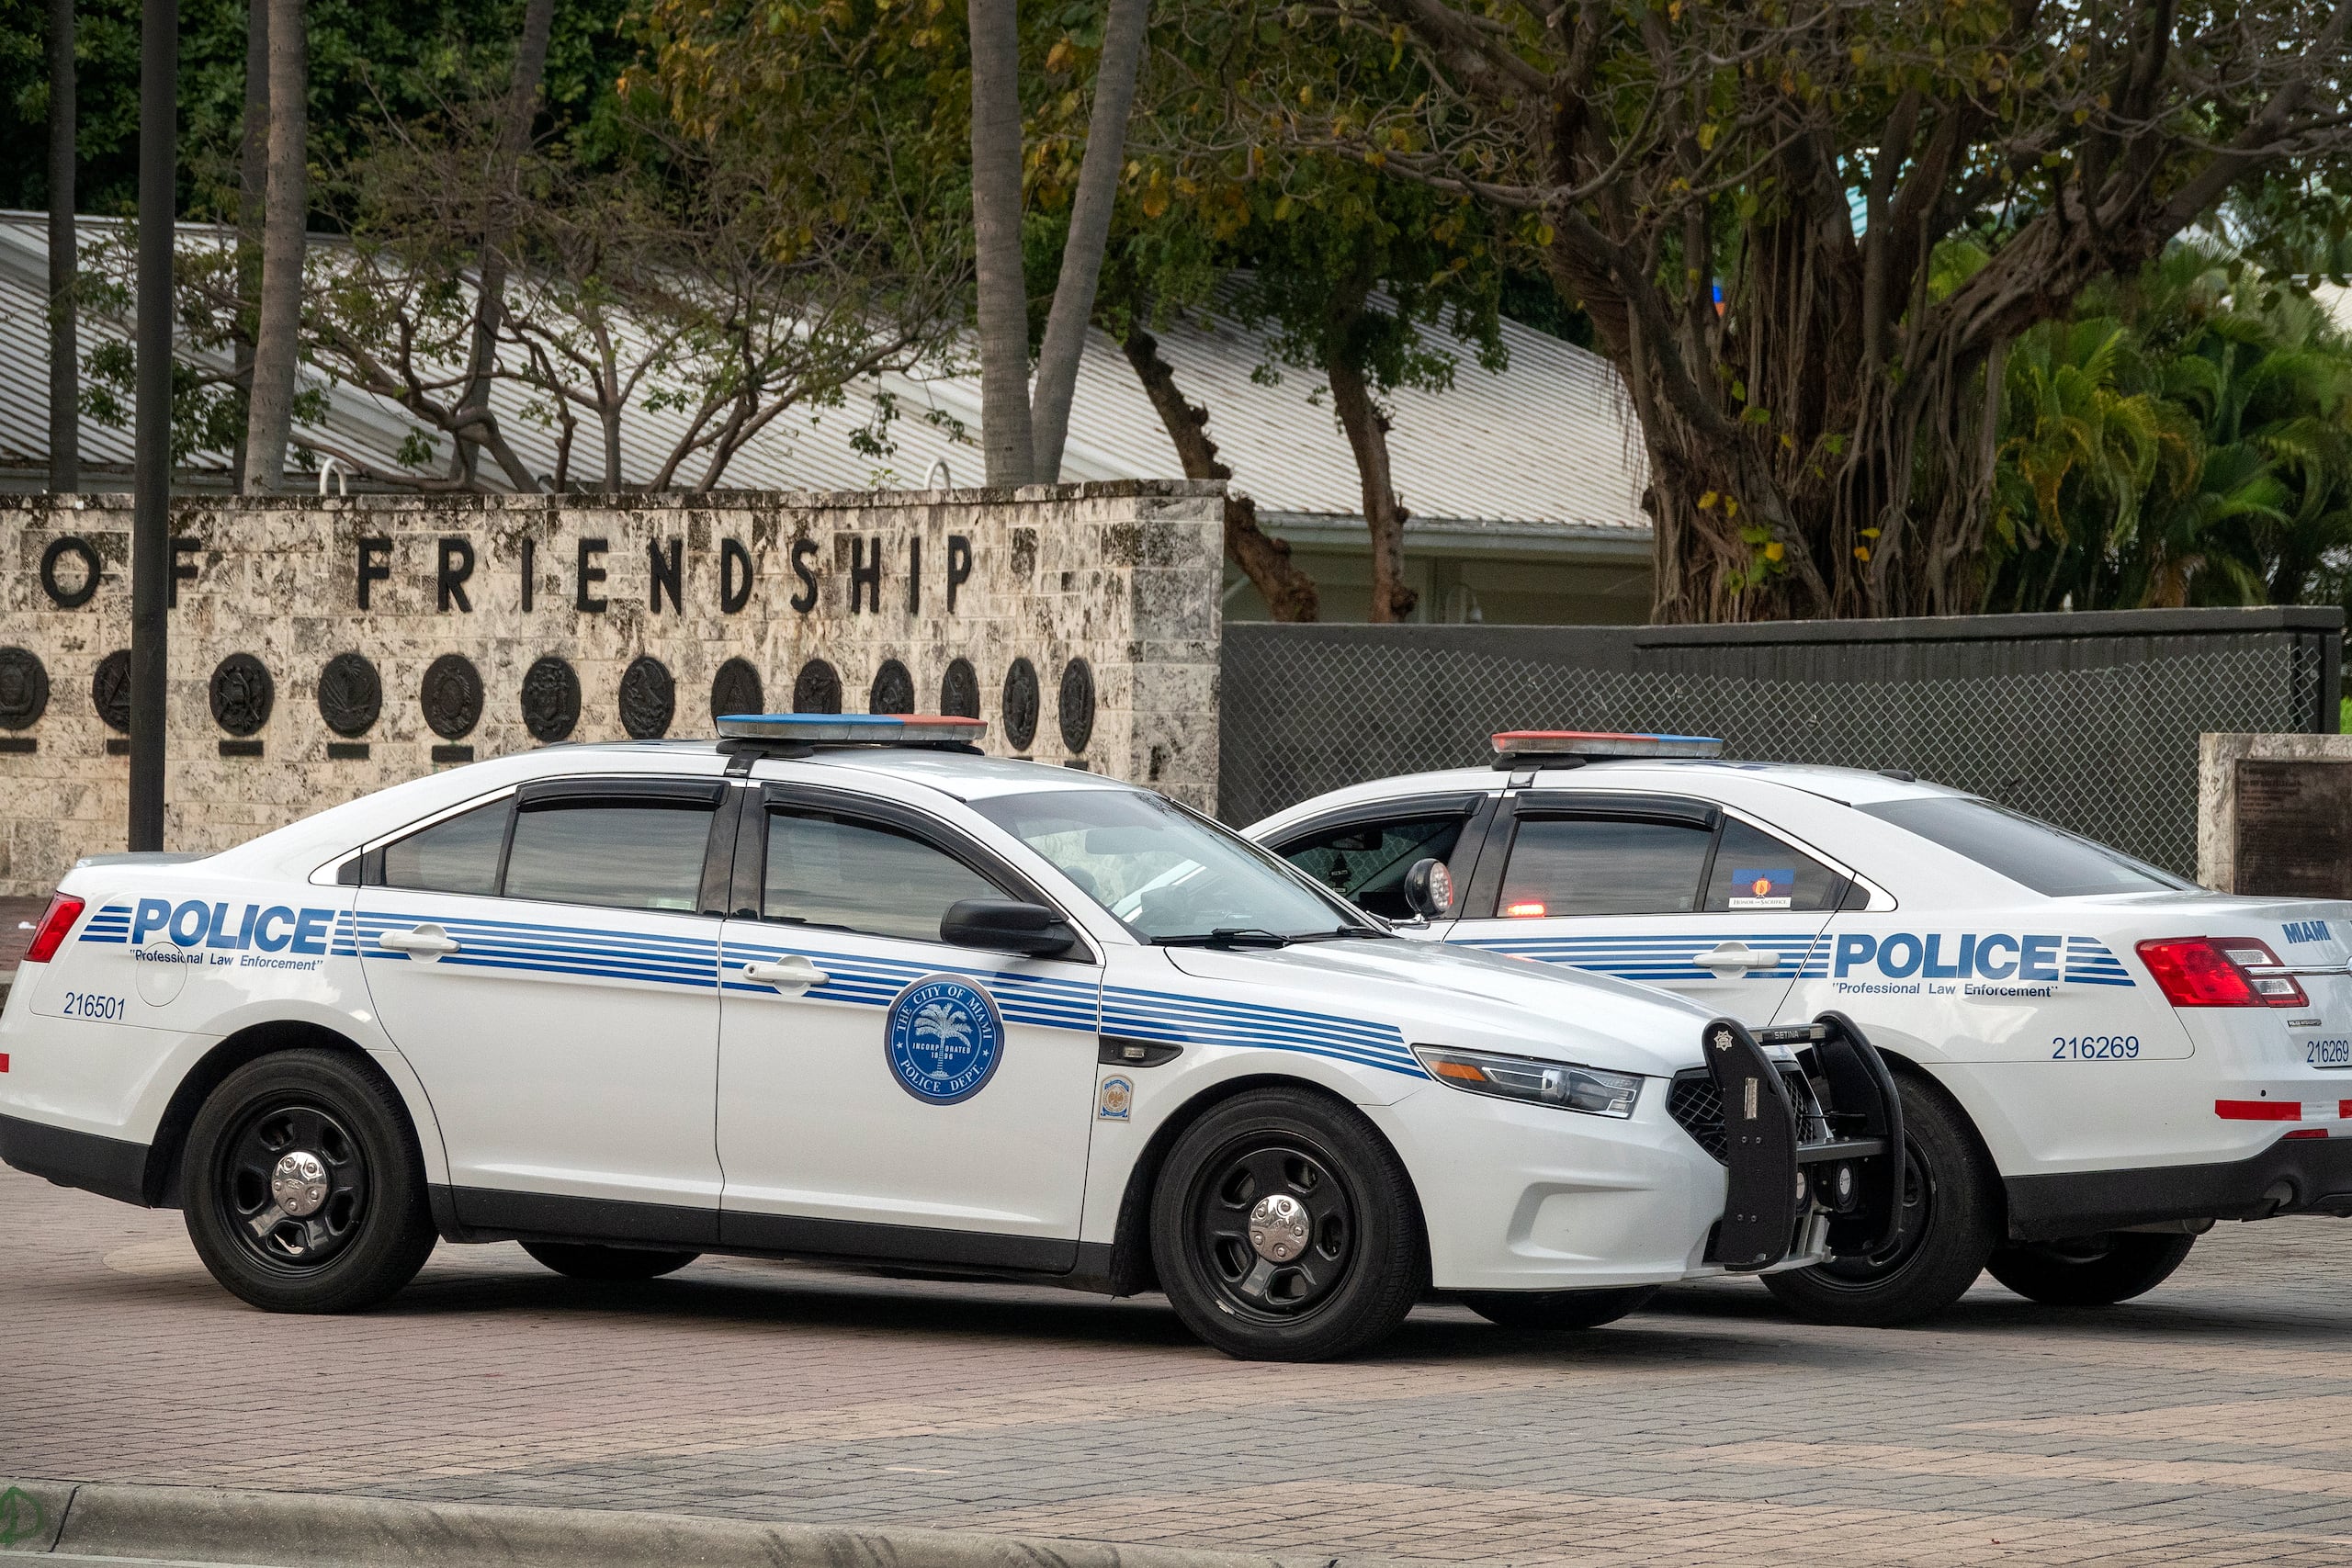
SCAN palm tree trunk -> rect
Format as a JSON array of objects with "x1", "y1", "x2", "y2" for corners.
[
  {"x1": 46, "y1": 0, "x2": 76, "y2": 493},
  {"x1": 229, "y1": 0, "x2": 267, "y2": 491},
  {"x1": 1028, "y1": 0, "x2": 1150, "y2": 481},
  {"x1": 967, "y1": 0, "x2": 1033, "y2": 487},
  {"x1": 239, "y1": 0, "x2": 305, "y2": 495}
]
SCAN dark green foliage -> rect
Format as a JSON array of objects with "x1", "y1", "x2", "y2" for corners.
[
  {"x1": 0, "y1": 0, "x2": 634, "y2": 221},
  {"x1": 1985, "y1": 242, "x2": 2352, "y2": 615}
]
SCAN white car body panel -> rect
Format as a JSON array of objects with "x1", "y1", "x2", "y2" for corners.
[
  {"x1": 0, "y1": 740, "x2": 1865, "y2": 1296},
  {"x1": 1250, "y1": 760, "x2": 2352, "y2": 1236}
]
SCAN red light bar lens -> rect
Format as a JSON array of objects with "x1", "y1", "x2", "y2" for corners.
[
  {"x1": 2215, "y1": 1098, "x2": 2302, "y2": 1121},
  {"x1": 23, "y1": 893, "x2": 84, "y2": 965},
  {"x1": 2137, "y1": 937, "x2": 2306, "y2": 1007}
]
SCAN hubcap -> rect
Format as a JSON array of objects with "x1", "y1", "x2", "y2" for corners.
[
  {"x1": 218, "y1": 1100, "x2": 370, "y2": 1272},
  {"x1": 270, "y1": 1151, "x2": 330, "y2": 1217},
  {"x1": 1189, "y1": 1136, "x2": 1357, "y2": 1320},
  {"x1": 1248, "y1": 1193, "x2": 1312, "y2": 1262}
]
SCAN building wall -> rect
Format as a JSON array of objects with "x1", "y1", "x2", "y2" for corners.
[{"x1": 0, "y1": 481, "x2": 1224, "y2": 897}]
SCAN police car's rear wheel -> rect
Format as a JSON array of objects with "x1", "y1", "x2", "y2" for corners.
[
  {"x1": 1985, "y1": 1232, "x2": 2197, "y2": 1306},
  {"x1": 183, "y1": 1049, "x2": 435, "y2": 1314},
  {"x1": 521, "y1": 1242, "x2": 700, "y2": 1281},
  {"x1": 1760, "y1": 1075, "x2": 1999, "y2": 1327},
  {"x1": 1462, "y1": 1285, "x2": 1658, "y2": 1331},
  {"x1": 1151, "y1": 1089, "x2": 1425, "y2": 1361}
]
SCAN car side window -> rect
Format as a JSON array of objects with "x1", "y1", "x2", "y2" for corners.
[
  {"x1": 763, "y1": 809, "x2": 1004, "y2": 943},
  {"x1": 503, "y1": 801, "x2": 716, "y2": 913},
  {"x1": 1498, "y1": 816, "x2": 1713, "y2": 917},
  {"x1": 1278, "y1": 814, "x2": 1470, "y2": 920},
  {"x1": 1702, "y1": 819, "x2": 1844, "y2": 912},
  {"x1": 380, "y1": 799, "x2": 510, "y2": 896}
]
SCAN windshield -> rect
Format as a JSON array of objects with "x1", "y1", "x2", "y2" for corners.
[
  {"x1": 972, "y1": 788, "x2": 1374, "y2": 942},
  {"x1": 1858, "y1": 796, "x2": 2194, "y2": 897}
]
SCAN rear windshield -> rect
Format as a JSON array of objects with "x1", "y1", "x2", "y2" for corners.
[{"x1": 1857, "y1": 796, "x2": 2193, "y2": 897}]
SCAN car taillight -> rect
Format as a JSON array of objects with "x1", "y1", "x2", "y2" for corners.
[
  {"x1": 23, "y1": 893, "x2": 85, "y2": 965},
  {"x1": 2136, "y1": 936, "x2": 2308, "y2": 1008}
]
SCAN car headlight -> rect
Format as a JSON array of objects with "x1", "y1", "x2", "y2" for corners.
[{"x1": 1411, "y1": 1045, "x2": 1643, "y2": 1118}]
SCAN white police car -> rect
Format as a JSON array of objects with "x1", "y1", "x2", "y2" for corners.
[
  {"x1": 0, "y1": 715, "x2": 1898, "y2": 1360},
  {"x1": 1250, "y1": 731, "x2": 2352, "y2": 1327}
]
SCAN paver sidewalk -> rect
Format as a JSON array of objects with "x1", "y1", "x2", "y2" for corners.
[{"x1": 6, "y1": 1163, "x2": 2352, "y2": 1565}]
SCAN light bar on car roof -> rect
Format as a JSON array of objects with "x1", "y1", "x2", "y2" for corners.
[
  {"x1": 1491, "y1": 729, "x2": 1724, "y2": 760},
  {"x1": 717, "y1": 713, "x2": 989, "y2": 745}
]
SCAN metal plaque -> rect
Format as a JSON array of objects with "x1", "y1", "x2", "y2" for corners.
[{"x1": 2234, "y1": 759, "x2": 2352, "y2": 897}]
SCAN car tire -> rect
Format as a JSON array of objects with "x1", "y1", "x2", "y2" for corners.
[
  {"x1": 1150, "y1": 1089, "x2": 1426, "y2": 1361},
  {"x1": 182, "y1": 1048, "x2": 436, "y2": 1314},
  {"x1": 1761, "y1": 1073, "x2": 1999, "y2": 1327},
  {"x1": 1985, "y1": 1232, "x2": 2197, "y2": 1306},
  {"x1": 521, "y1": 1242, "x2": 701, "y2": 1281},
  {"x1": 1461, "y1": 1285, "x2": 1658, "y2": 1331}
]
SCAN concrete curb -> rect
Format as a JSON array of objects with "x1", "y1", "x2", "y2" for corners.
[{"x1": 0, "y1": 1481, "x2": 1332, "y2": 1568}]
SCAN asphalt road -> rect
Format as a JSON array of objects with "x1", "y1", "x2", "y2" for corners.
[{"x1": 6, "y1": 1163, "x2": 2352, "y2": 1566}]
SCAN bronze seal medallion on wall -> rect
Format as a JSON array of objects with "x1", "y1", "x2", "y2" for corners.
[
  {"x1": 209, "y1": 654, "x2": 273, "y2": 738},
  {"x1": 520, "y1": 656, "x2": 581, "y2": 743},
  {"x1": 420, "y1": 654, "x2": 483, "y2": 740},
  {"x1": 316, "y1": 653, "x2": 382, "y2": 739},
  {"x1": 619, "y1": 656, "x2": 675, "y2": 739}
]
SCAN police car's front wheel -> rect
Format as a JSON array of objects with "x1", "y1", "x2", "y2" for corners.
[
  {"x1": 1151, "y1": 1089, "x2": 1426, "y2": 1361},
  {"x1": 1760, "y1": 1074, "x2": 2000, "y2": 1327},
  {"x1": 182, "y1": 1048, "x2": 436, "y2": 1314}
]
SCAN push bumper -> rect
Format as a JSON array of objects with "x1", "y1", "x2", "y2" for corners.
[
  {"x1": 2006, "y1": 1134, "x2": 2352, "y2": 1241},
  {"x1": 1701, "y1": 1011, "x2": 1903, "y2": 1270}
]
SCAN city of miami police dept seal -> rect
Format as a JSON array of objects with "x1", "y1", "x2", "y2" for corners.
[{"x1": 885, "y1": 975, "x2": 1005, "y2": 1105}]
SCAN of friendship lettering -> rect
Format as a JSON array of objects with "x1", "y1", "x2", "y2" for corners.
[{"x1": 351, "y1": 533, "x2": 974, "y2": 616}]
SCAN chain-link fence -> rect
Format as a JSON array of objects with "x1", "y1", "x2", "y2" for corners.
[{"x1": 1220, "y1": 616, "x2": 2339, "y2": 876}]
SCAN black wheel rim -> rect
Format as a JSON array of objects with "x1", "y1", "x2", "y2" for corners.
[
  {"x1": 1185, "y1": 1134, "x2": 1358, "y2": 1321},
  {"x1": 1810, "y1": 1137, "x2": 1933, "y2": 1288},
  {"x1": 215, "y1": 1098, "x2": 371, "y2": 1273}
]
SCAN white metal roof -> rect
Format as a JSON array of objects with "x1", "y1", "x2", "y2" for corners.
[{"x1": 0, "y1": 211, "x2": 1649, "y2": 537}]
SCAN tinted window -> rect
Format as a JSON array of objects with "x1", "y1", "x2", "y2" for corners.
[
  {"x1": 503, "y1": 803, "x2": 714, "y2": 912},
  {"x1": 1702, "y1": 819, "x2": 1844, "y2": 912},
  {"x1": 381, "y1": 800, "x2": 509, "y2": 896},
  {"x1": 1498, "y1": 817, "x2": 1713, "y2": 917},
  {"x1": 973, "y1": 788, "x2": 1362, "y2": 942},
  {"x1": 1278, "y1": 814, "x2": 1468, "y2": 919},
  {"x1": 764, "y1": 811, "x2": 1001, "y2": 942},
  {"x1": 1859, "y1": 796, "x2": 2191, "y2": 897}
]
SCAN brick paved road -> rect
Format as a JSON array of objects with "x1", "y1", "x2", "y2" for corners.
[{"x1": 6, "y1": 1162, "x2": 2352, "y2": 1566}]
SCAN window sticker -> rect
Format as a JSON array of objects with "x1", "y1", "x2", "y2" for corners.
[{"x1": 1727, "y1": 867, "x2": 1794, "y2": 909}]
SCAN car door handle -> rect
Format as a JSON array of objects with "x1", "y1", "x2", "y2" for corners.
[
  {"x1": 741, "y1": 957, "x2": 830, "y2": 994},
  {"x1": 1694, "y1": 942, "x2": 1783, "y2": 972},
  {"x1": 377, "y1": 924, "x2": 460, "y2": 960}
]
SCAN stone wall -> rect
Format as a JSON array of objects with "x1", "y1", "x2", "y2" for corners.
[{"x1": 0, "y1": 481, "x2": 1225, "y2": 896}]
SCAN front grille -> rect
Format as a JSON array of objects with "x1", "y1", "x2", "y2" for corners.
[{"x1": 1668, "y1": 1065, "x2": 1825, "y2": 1164}]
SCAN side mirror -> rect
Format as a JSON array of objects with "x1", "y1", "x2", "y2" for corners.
[
  {"x1": 941, "y1": 897, "x2": 1078, "y2": 958},
  {"x1": 1403, "y1": 858, "x2": 1454, "y2": 919}
]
